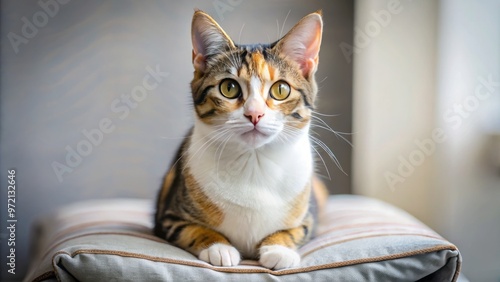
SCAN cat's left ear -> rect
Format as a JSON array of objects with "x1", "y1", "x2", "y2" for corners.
[
  {"x1": 191, "y1": 10, "x2": 235, "y2": 73},
  {"x1": 275, "y1": 11, "x2": 323, "y2": 79}
]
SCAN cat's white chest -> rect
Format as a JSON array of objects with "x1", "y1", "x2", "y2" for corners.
[
  {"x1": 218, "y1": 197, "x2": 288, "y2": 258},
  {"x1": 187, "y1": 135, "x2": 313, "y2": 257}
]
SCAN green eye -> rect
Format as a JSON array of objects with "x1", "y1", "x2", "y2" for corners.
[
  {"x1": 219, "y1": 79, "x2": 241, "y2": 99},
  {"x1": 270, "y1": 81, "x2": 291, "y2": 101}
]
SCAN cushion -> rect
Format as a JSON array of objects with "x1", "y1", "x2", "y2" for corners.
[{"x1": 25, "y1": 195, "x2": 463, "y2": 281}]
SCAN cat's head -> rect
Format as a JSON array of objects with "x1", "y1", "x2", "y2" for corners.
[{"x1": 190, "y1": 10, "x2": 322, "y2": 149}]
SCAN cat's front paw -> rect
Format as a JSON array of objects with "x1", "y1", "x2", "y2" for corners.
[
  {"x1": 199, "y1": 243, "x2": 241, "y2": 267},
  {"x1": 259, "y1": 245, "x2": 301, "y2": 270}
]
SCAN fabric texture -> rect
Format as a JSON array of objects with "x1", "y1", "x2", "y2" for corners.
[{"x1": 25, "y1": 195, "x2": 462, "y2": 281}]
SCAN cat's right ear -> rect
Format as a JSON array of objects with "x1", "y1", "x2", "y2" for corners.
[{"x1": 191, "y1": 10, "x2": 235, "y2": 73}]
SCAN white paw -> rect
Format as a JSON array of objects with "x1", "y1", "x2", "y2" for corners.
[
  {"x1": 199, "y1": 243, "x2": 241, "y2": 267},
  {"x1": 259, "y1": 245, "x2": 301, "y2": 270}
]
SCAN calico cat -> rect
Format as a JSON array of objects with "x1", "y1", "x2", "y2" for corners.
[{"x1": 154, "y1": 10, "x2": 328, "y2": 270}]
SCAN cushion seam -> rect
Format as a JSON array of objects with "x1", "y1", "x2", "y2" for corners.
[{"x1": 44, "y1": 244, "x2": 459, "y2": 277}]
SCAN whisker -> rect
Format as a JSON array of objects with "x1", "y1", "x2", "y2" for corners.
[
  {"x1": 280, "y1": 10, "x2": 291, "y2": 38},
  {"x1": 311, "y1": 111, "x2": 340, "y2": 117},
  {"x1": 310, "y1": 125, "x2": 353, "y2": 147},
  {"x1": 165, "y1": 127, "x2": 230, "y2": 177},
  {"x1": 189, "y1": 132, "x2": 229, "y2": 167},
  {"x1": 238, "y1": 23, "x2": 245, "y2": 44},
  {"x1": 181, "y1": 128, "x2": 232, "y2": 173},
  {"x1": 311, "y1": 116, "x2": 353, "y2": 147},
  {"x1": 216, "y1": 133, "x2": 234, "y2": 179},
  {"x1": 279, "y1": 129, "x2": 297, "y2": 144},
  {"x1": 310, "y1": 135, "x2": 348, "y2": 176},
  {"x1": 310, "y1": 143, "x2": 331, "y2": 181},
  {"x1": 308, "y1": 128, "x2": 321, "y2": 137},
  {"x1": 276, "y1": 19, "x2": 280, "y2": 40}
]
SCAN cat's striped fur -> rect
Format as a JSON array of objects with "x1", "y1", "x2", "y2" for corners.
[{"x1": 154, "y1": 10, "x2": 327, "y2": 270}]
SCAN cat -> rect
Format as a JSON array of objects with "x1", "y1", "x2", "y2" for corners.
[{"x1": 154, "y1": 10, "x2": 328, "y2": 270}]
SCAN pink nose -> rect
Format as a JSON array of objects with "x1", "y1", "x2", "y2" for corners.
[
  {"x1": 245, "y1": 112, "x2": 265, "y2": 125},
  {"x1": 244, "y1": 98, "x2": 265, "y2": 125}
]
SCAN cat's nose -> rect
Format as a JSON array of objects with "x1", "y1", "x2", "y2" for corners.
[
  {"x1": 244, "y1": 98, "x2": 265, "y2": 125},
  {"x1": 245, "y1": 112, "x2": 265, "y2": 125}
]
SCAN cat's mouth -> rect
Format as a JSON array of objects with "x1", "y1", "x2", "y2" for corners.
[
  {"x1": 240, "y1": 127, "x2": 273, "y2": 148},
  {"x1": 242, "y1": 128, "x2": 267, "y2": 137}
]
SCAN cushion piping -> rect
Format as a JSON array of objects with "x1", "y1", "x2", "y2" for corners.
[{"x1": 32, "y1": 244, "x2": 459, "y2": 281}]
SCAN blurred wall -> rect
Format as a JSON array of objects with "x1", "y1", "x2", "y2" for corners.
[
  {"x1": 353, "y1": 0, "x2": 500, "y2": 281},
  {"x1": 436, "y1": 1, "x2": 500, "y2": 280},
  {"x1": 352, "y1": 1, "x2": 440, "y2": 226},
  {"x1": 0, "y1": 1, "x2": 353, "y2": 280}
]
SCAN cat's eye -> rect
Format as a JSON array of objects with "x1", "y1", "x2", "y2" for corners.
[
  {"x1": 219, "y1": 79, "x2": 241, "y2": 99},
  {"x1": 269, "y1": 81, "x2": 291, "y2": 101}
]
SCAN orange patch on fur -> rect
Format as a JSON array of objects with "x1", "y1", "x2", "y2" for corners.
[
  {"x1": 284, "y1": 183, "x2": 311, "y2": 227},
  {"x1": 259, "y1": 231, "x2": 295, "y2": 248},
  {"x1": 178, "y1": 225, "x2": 231, "y2": 255},
  {"x1": 267, "y1": 64, "x2": 276, "y2": 81},
  {"x1": 196, "y1": 95, "x2": 243, "y2": 125},
  {"x1": 312, "y1": 176, "x2": 329, "y2": 213},
  {"x1": 277, "y1": 98, "x2": 300, "y2": 113},
  {"x1": 259, "y1": 217, "x2": 312, "y2": 250},
  {"x1": 184, "y1": 170, "x2": 224, "y2": 226},
  {"x1": 251, "y1": 52, "x2": 266, "y2": 75}
]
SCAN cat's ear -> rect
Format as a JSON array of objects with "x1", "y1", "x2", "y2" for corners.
[
  {"x1": 191, "y1": 10, "x2": 235, "y2": 73},
  {"x1": 275, "y1": 11, "x2": 323, "y2": 79}
]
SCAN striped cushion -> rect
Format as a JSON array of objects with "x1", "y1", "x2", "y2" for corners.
[{"x1": 26, "y1": 195, "x2": 462, "y2": 281}]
